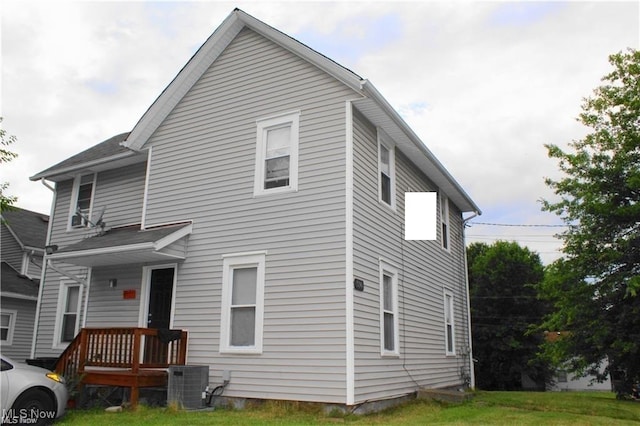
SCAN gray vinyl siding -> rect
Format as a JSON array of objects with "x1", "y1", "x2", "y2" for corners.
[
  {"x1": 33, "y1": 163, "x2": 146, "y2": 357},
  {"x1": 92, "y1": 162, "x2": 146, "y2": 228},
  {"x1": 351, "y1": 109, "x2": 471, "y2": 403},
  {"x1": 1, "y1": 226, "x2": 43, "y2": 277},
  {"x1": 26, "y1": 254, "x2": 43, "y2": 279},
  {"x1": 1, "y1": 225, "x2": 23, "y2": 270},
  {"x1": 143, "y1": 28, "x2": 357, "y2": 404},
  {"x1": 0, "y1": 297, "x2": 37, "y2": 361},
  {"x1": 85, "y1": 265, "x2": 143, "y2": 327}
]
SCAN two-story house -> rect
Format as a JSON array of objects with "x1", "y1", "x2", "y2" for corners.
[
  {"x1": 29, "y1": 9, "x2": 481, "y2": 409},
  {"x1": 1, "y1": 207, "x2": 48, "y2": 361}
]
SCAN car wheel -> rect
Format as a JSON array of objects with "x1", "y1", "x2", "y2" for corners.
[{"x1": 9, "y1": 389, "x2": 55, "y2": 426}]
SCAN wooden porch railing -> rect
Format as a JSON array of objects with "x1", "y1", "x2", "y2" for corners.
[{"x1": 55, "y1": 327, "x2": 188, "y2": 406}]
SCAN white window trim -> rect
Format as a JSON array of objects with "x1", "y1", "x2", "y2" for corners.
[
  {"x1": 52, "y1": 280, "x2": 83, "y2": 349},
  {"x1": 138, "y1": 263, "x2": 178, "y2": 328},
  {"x1": 440, "y1": 192, "x2": 450, "y2": 251},
  {"x1": 253, "y1": 111, "x2": 300, "y2": 197},
  {"x1": 220, "y1": 251, "x2": 266, "y2": 354},
  {"x1": 379, "y1": 260, "x2": 400, "y2": 357},
  {"x1": 0, "y1": 310, "x2": 17, "y2": 346},
  {"x1": 377, "y1": 129, "x2": 396, "y2": 211},
  {"x1": 67, "y1": 172, "x2": 97, "y2": 231},
  {"x1": 444, "y1": 287, "x2": 456, "y2": 356}
]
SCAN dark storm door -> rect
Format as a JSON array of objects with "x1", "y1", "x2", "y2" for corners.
[
  {"x1": 147, "y1": 268, "x2": 174, "y2": 329},
  {"x1": 145, "y1": 267, "x2": 174, "y2": 363}
]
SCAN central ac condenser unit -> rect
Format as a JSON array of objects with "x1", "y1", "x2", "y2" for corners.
[{"x1": 167, "y1": 365, "x2": 209, "y2": 409}]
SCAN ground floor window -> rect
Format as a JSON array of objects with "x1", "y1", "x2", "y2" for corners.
[
  {"x1": 379, "y1": 260, "x2": 399, "y2": 356},
  {"x1": 220, "y1": 252, "x2": 266, "y2": 354},
  {"x1": 557, "y1": 370, "x2": 568, "y2": 382},
  {"x1": 444, "y1": 288, "x2": 456, "y2": 355},
  {"x1": 54, "y1": 281, "x2": 83, "y2": 348},
  {"x1": 0, "y1": 310, "x2": 16, "y2": 345}
]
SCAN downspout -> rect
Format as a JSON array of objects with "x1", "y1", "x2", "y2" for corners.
[
  {"x1": 46, "y1": 259, "x2": 91, "y2": 328},
  {"x1": 344, "y1": 100, "x2": 355, "y2": 406},
  {"x1": 462, "y1": 211, "x2": 479, "y2": 389},
  {"x1": 46, "y1": 260, "x2": 88, "y2": 286},
  {"x1": 31, "y1": 179, "x2": 56, "y2": 358},
  {"x1": 39, "y1": 178, "x2": 55, "y2": 192}
]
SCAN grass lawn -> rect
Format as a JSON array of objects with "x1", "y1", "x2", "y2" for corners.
[{"x1": 57, "y1": 391, "x2": 640, "y2": 425}]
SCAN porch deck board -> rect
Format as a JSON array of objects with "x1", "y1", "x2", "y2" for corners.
[{"x1": 82, "y1": 368, "x2": 168, "y2": 388}]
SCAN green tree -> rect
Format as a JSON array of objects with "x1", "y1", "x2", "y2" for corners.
[
  {"x1": 541, "y1": 49, "x2": 640, "y2": 395},
  {"x1": 0, "y1": 117, "x2": 18, "y2": 213},
  {"x1": 468, "y1": 241, "x2": 551, "y2": 390}
]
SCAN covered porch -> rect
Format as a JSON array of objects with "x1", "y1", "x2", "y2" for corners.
[
  {"x1": 43, "y1": 223, "x2": 194, "y2": 406},
  {"x1": 55, "y1": 327, "x2": 188, "y2": 407}
]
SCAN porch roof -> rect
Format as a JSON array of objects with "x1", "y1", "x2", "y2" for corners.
[{"x1": 47, "y1": 222, "x2": 192, "y2": 267}]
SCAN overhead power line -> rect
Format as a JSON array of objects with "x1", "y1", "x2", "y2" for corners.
[{"x1": 468, "y1": 222, "x2": 567, "y2": 228}]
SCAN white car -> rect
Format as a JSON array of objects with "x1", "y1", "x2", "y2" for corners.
[{"x1": 1, "y1": 355, "x2": 67, "y2": 425}]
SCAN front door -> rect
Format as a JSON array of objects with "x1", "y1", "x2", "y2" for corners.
[
  {"x1": 147, "y1": 267, "x2": 174, "y2": 329},
  {"x1": 144, "y1": 267, "x2": 175, "y2": 363}
]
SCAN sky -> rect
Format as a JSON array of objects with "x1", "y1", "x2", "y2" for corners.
[{"x1": 1, "y1": 1, "x2": 639, "y2": 264}]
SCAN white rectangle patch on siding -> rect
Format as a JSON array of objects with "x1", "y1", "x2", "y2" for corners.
[{"x1": 404, "y1": 192, "x2": 437, "y2": 241}]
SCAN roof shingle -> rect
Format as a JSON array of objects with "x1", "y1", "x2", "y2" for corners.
[
  {"x1": 1, "y1": 207, "x2": 49, "y2": 249},
  {"x1": 30, "y1": 132, "x2": 130, "y2": 180}
]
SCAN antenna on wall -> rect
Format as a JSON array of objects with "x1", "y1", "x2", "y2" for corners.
[{"x1": 75, "y1": 205, "x2": 109, "y2": 235}]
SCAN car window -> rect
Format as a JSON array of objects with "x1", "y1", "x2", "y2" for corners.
[{"x1": 0, "y1": 359, "x2": 13, "y2": 371}]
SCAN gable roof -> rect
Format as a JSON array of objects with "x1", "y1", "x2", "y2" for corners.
[
  {"x1": 123, "y1": 8, "x2": 480, "y2": 214},
  {"x1": 30, "y1": 132, "x2": 146, "y2": 182},
  {"x1": 1, "y1": 262, "x2": 39, "y2": 300},
  {"x1": 1, "y1": 206, "x2": 49, "y2": 250},
  {"x1": 123, "y1": 8, "x2": 364, "y2": 152},
  {"x1": 30, "y1": 9, "x2": 480, "y2": 214}
]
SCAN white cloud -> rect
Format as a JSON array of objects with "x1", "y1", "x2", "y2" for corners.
[{"x1": 1, "y1": 1, "x2": 638, "y2": 264}]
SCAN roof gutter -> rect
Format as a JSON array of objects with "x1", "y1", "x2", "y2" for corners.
[
  {"x1": 2, "y1": 292, "x2": 38, "y2": 302},
  {"x1": 359, "y1": 79, "x2": 482, "y2": 215},
  {"x1": 30, "y1": 151, "x2": 137, "y2": 181},
  {"x1": 49, "y1": 242, "x2": 156, "y2": 262}
]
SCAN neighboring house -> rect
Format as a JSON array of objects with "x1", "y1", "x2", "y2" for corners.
[
  {"x1": 550, "y1": 367, "x2": 611, "y2": 392},
  {"x1": 29, "y1": 9, "x2": 481, "y2": 408},
  {"x1": 544, "y1": 331, "x2": 612, "y2": 392},
  {"x1": 1, "y1": 207, "x2": 49, "y2": 360}
]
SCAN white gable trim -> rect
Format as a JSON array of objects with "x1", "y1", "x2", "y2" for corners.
[
  {"x1": 124, "y1": 9, "x2": 363, "y2": 152},
  {"x1": 125, "y1": 13, "x2": 244, "y2": 150},
  {"x1": 355, "y1": 81, "x2": 481, "y2": 214}
]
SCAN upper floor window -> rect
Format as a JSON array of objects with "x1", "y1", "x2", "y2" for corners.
[
  {"x1": 0, "y1": 311, "x2": 16, "y2": 345},
  {"x1": 440, "y1": 193, "x2": 450, "y2": 250},
  {"x1": 220, "y1": 252, "x2": 266, "y2": 354},
  {"x1": 254, "y1": 112, "x2": 300, "y2": 196},
  {"x1": 380, "y1": 261, "x2": 399, "y2": 356},
  {"x1": 69, "y1": 173, "x2": 96, "y2": 228},
  {"x1": 444, "y1": 288, "x2": 456, "y2": 355},
  {"x1": 378, "y1": 131, "x2": 395, "y2": 209}
]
